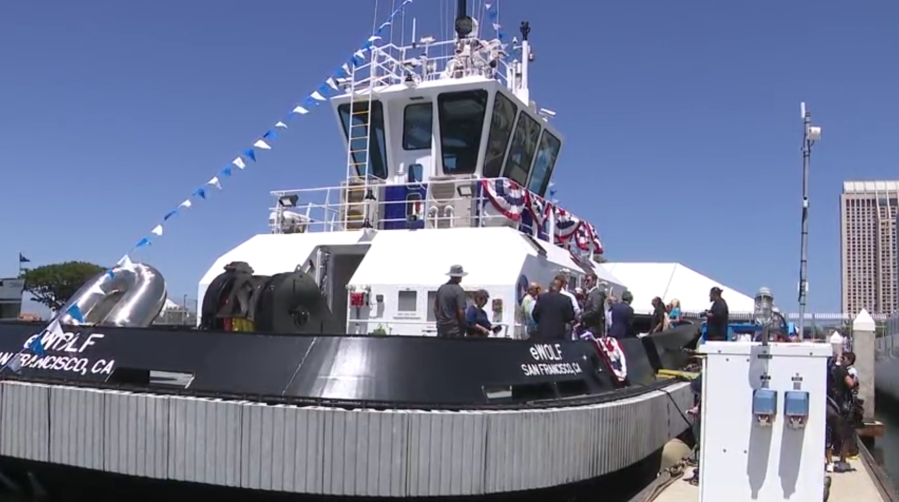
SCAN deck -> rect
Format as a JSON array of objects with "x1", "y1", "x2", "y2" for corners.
[{"x1": 650, "y1": 455, "x2": 887, "y2": 502}]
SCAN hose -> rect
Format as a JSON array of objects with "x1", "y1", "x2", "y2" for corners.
[{"x1": 626, "y1": 460, "x2": 687, "y2": 502}]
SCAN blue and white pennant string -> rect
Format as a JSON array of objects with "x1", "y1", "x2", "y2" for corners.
[
  {"x1": 124, "y1": 0, "x2": 415, "y2": 259},
  {"x1": 483, "y1": 2, "x2": 507, "y2": 43},
  {"x1": 0, "y1": 0, "x2": 419, "y2": 372}
]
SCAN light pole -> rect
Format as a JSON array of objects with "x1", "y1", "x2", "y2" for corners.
[{"x1": 798, "y1": 102, "x2": 822, "y2": 339}]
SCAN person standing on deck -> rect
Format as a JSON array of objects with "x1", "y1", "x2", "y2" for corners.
[
  {"x1": 703, "y1": 287, "x2": 729, "y2": 341},
  {"x1": 581, "y1": 274, "x2": 607, "y2": 337},
  {"x1": 434, "y1": 265, "x2": 468, "y2": 338},
  {"x1": 554, "y1": 273, "x2": 581, "y2": 338},
  {"x1": 520, "y1": 283, "x2": 541, "y2": 339},
  {"x1": 608, "y1": 290, "x2": 635, "y2": 339},
  {"x1": 532, "y1": 279, "x2": 576, "y2": 341}
]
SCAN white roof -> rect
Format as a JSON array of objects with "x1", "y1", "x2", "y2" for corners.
[
  {"x1": 600, "y1": 262, "x2": 755, "y2": 315},
  {"x1": 349, "y1": 226, "x2": 615, "y2": 288},
  {"x1": 162, "y1": 299, "x2": 180, "y2": 311},
  {"x1": 842, "y1": 180, "x2": 899, "y2": 194}
]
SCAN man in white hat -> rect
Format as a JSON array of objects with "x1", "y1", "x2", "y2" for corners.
[{"x1": 433, "y1": 265, "x2": 468, "y2": 338}]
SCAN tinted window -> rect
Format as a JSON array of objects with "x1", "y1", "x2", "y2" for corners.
[
  {"x1": 483, "y1": 92, "x2": 517, "y2": 178},
  {"x1": 437, "y1": 90, "x2": 488, "y2": 174},
  {"x1": 502, "y1": 112, "x2": 541, "y2": 186},
  {"x1": 527, "y1": 130, "x2": 562, "y2": 196},
  {"x1": 403, "y1": 102, "x2": 433, "y2": 150},
  {"x1": 338, "y1": 100, "x2": 388, "y2": 179}
]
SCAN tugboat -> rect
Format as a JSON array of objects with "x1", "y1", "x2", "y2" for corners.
[{"x1": 0, "y1": 1, "x2": 700, "y2": 500}]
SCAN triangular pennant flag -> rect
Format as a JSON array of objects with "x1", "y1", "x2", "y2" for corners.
[
  {"x1": 403, "y1": 0, "x2": 412, "y2": 5},
  {"x1": 220, "y1": 166, "x2": 233, "y2": 177},
  {"x1": 179, "y1": 199, "x2": 192, "y2": 209},
  {"x1": 207, "y1": 177, "x2": 221, "y2": 190},
  {"x1": 367, "y1": 35, "x2": 381, "y2": 44},
  {"x1": 43, "y1": 319, "x2": 65, "y2": 348},
  {"x1": 243, "y1": 148, "x2": 256, "y2": 162},
  {"x1": 117, "y1": 254, "x2": 135, "y2": 270},
  {"x1": 377, "y1": 21, "x2": 391, "y2": 31},
  {"x1": 87, "y1": 282, "x2": 105, "y2": 296},
  {"x1": 312, "y1": 89, "x2": 327, "y2": 101},
  {"x1": 232, "y1": 157, "x2": 246, "y2": 170},
  {"x1": 163, "y1": 209, "x2": 178, "y2": 221},
  {"x1": 253, "y1": 139, "x2": 272, "y2": 150},
  {"x1": 263, "y1": 130, "x2": 277, "y2": 140},
  {"x1": 7, "y1": 354, "x2": 24, "y2": 373},
  {"x1": 151, "y1": 224, "x2": 163, "y2": 236},
  {"x1": 485, "y1": 2, "x2": 492, "y2": 8},
  {"x1": 67, "y1": 304, "x2": 85, "y2": 323},
  {"x1": 27, "y1": 334, "x2": 45, "y2": 357},
  {"x1": 325, "y1": 78, "x2": 339, "y2": 91},
  {"x1": 134, "y1": 237, "x2": 151, "y2": 249},
  {"x1": 275, "y1": 121, "x2": 288, "y2": 129},
  {"x1": 341, "y1": 63, "x2": 351, "y2": 76},
  {"x1": 293, "y1": 105, "x2": 309, "y2": 115},
  {"x1": 193, "y1": 187, "x2": 207, "y2": 199}
]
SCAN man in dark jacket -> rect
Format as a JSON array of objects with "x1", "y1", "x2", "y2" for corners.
[
  {"x1": 581, "y1": 274, "x2": 607, "y2": 336},
  {"x1": 608, "y1": 290, "x2": 635, "y2": 339},
  {"x1": 532, "y1": 279, "x2": 576, "y2": 341},
  {"x1": 704, "y1": 287, "x2": 729, "y2": 341},
  {"x1": 433, "y1": 265, "x2": 468, "y2": 338}
]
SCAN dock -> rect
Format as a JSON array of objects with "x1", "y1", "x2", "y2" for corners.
[{"x1": 646, "y1": 446, "x2": 893, "y2": 502}]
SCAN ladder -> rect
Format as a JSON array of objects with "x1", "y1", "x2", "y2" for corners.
[{"x1": 344, "y1": 59, "x2": 376, "y2": 230}]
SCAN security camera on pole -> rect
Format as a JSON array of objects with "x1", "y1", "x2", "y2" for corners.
[{"x1": 798, "y1": 102, "x2": 821, "y2": 339}]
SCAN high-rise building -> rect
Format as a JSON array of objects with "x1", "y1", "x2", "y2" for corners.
[{"x1": 840, "y1": 181, "x2": 899, "y2": 316}]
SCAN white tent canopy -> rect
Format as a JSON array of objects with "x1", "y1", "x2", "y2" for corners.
[{"x1": 600, "y1": 262, "x2": 755, "y2": 315}]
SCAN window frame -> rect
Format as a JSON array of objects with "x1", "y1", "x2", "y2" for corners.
[
  {"x1": 437, "y1": 90, "x2": 489, "y2": 175},
  {"x1": 337, "y1": 100, "x2": 388, "y2": 179},
  {"x1": 482, "y1": 91, "x2": 518, "y2": 179},
  {"x1": 501, "y1": 111, "x2": 541, "y2": 186},
  {"x1": 402, "y1": 102, "x2": 433, "y2": 151},
  {"x1": 527, "y1": 129, "x2": 562, "y2": 197}
]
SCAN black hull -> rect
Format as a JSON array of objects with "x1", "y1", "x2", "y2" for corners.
[
  {"x1": 0, "y1": 322, "x2": 699, "y2": 499},
  {"x1": 0, "y1": 321, "x2": 699, "y2": 408}
]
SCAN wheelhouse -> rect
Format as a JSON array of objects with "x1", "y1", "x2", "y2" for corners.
[{"x1": 331, "y1": 79, "x2": 563, "y2": 199}]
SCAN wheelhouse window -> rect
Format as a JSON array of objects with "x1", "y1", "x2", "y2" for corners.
[
  {"x1": 527, "y1": 130, "x2": 562, "y2": 196},
  {"x1": 483, "y1": 92, "x2": 517, "y2": 178},
  {"x1": 338, "y1": 100, "x2": 388, "y2": 179},
  {"x1": 403, "y1": 102, "x2": 433, "y2": 150},
  {"x1": 502, "y1": 112, "x2": 541, "y2": 186},
  {"x1": 437, "y1": 90, "x2": 488, "y2": 175}
]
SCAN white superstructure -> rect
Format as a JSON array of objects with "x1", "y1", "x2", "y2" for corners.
[{"x1": 200, "y1": 4, "x2": 617, "y2": 336}]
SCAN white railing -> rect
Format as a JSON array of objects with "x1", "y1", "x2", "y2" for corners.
[
  {"x1": 344, "y1": 37, "x2": 515, "y2": 93},
  {"x1": 269, "y1": 176, "x2": 578, "y2": 245},
  {"x1": 346, "y1": 318, "x2": 518, "y2": 339}
]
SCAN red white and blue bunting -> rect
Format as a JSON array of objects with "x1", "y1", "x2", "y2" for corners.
[
  {"x1": 481, "y1": 178, "x2": 526, "y2": 220},
  {"x1": 479, "y1": 179, "x2": 604, "y2": 255}
]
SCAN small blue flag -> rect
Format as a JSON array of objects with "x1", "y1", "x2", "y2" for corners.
[
  {"x1": 67, "y1": 304, "x2": 85, "y2": 323},
  {"x1": 105, "y1": 269, "x2": 115, "y2": 279},
  {"x1": 192, "y1": 187, "x2": 207, "y2": 200},
  {"x1": 134, "y1": 237, "x2": 151, "y2": 249},
  {"x1": 28, "y1": 336, "x2": 45, "y2": 357},
  {"x1": 163, "y1": 209, "x2": 179, "y2": 221},
  {"x1": 243, "y1": 148, "x2": 256, "y2": 162},
  {"x1": 262, "y1": 130, "x2": 276, "y2": 140},
  {"x1": 220, "y1": 166, "x2": 233, "y2": 177}
]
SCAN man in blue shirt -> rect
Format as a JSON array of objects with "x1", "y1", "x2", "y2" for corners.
[{"x1": 608, "y1": 290, "x2": 635, "y2": 339}]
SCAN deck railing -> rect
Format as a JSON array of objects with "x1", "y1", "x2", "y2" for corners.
[{"x1": 269, "y1": 176, "x2": 575, "y2": 245}]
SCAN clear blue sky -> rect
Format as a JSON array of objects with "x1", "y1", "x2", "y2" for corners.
[{"x1": 1, "y1": 0, "x2": 897, "y2": 315}]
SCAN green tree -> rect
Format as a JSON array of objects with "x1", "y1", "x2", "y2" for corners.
[{"x1": 20, "y1": 261, "x2": 105, "y2": 311}]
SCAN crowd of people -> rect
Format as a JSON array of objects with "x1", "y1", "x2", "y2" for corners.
[{"x1": 431, "y1": 264, "x2": 699, "y2": 341}]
